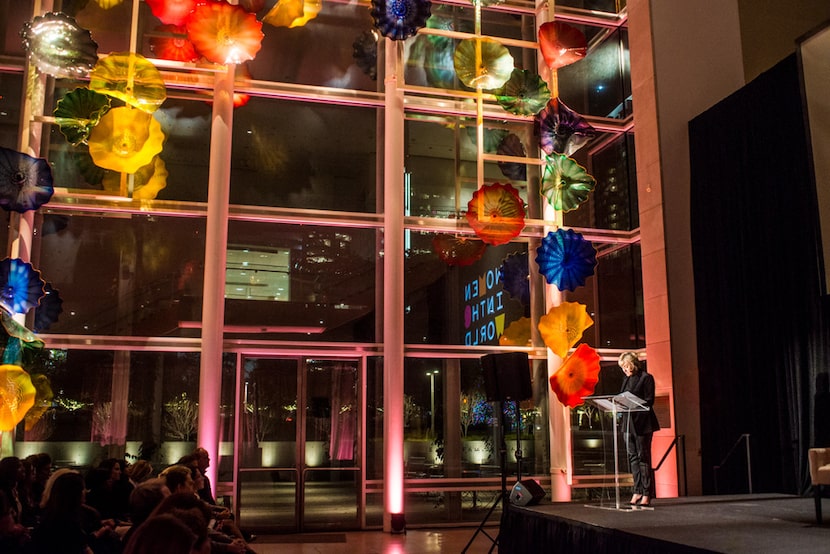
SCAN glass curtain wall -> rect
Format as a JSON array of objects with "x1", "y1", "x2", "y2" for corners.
[{"x1": 1, "y1": 0, "x2": 639, "y2": 528}]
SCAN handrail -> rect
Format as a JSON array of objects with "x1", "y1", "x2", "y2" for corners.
[
  {"x1": 713, "y1": 433, "x2": 752, "y2": 494},
  {"x1": 652, "y1": 435, "x2": 687, "y2": 496}
]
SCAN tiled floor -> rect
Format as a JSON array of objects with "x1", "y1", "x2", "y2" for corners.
[{"x1": 251, "y1": 527, "x2": 498, "y2": 554}]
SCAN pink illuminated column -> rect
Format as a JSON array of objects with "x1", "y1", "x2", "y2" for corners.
[
  {"x1": 382, "y1": 38, "x2": 406, "y2": 532},
  {"x1": 197, "y1": 63, "x2": 236, "y2": 490}
]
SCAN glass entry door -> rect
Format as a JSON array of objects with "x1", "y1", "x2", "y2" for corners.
[{"x1": 237, "y1": 357, "x2": 361, "y2": 533}]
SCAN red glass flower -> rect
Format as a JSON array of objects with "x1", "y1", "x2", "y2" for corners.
[
  {"x1": 465, "y1": 183, "x2": 526, "y2": 246},
  {"x1": 549, "y1": 343, "x2": 600, "y2": 408},
  {"x1": 432, "y1": 233, "x2": 487, "y2": 266},
  {"x1": 186, "y1": 2, "x2": 264, "y2": 65},
  {"x1": 146, "y1": 0, "x2": 198, "y2": 26},
  {"x1": 149, "y1": 24, "x2": 199, "y2": 63},
  {"x1": 538, "y1": 21, "x2": 587, "y2": 70}
]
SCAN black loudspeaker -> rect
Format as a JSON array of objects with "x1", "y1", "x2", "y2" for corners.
[
  {"x1": 481, "y1": 352, "x2": 532, "y2": 402},
  {"x1": 509, "y1": 479, "x2": 546, "y2": 506}
]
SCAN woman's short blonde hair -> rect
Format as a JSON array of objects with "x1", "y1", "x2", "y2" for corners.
[{"x1": 618, "y1": 351, "x2": 642, "y2": 370}]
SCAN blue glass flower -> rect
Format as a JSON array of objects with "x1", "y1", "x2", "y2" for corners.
[
  {"x1": 535, "y1": 98, "x2": 597, "y2": 157},
  {"x1": 535, "y1": 229, "x2": 597, "y2": 292},
  {"x1": 499, "y1": 251, "x2": 529, "y2": 305},
  {"x1": 0, "y1": 258, "x2": 46, "y2": 315},
  {"x1": 370, "y1": 0, "x2": 432, "y2": 41},
  {"x1": 34, "y1": 282, "x2": 63, "y2": 333},
  {"x1": 0, "y1": 147, "x2": 55, "y2": 213}
]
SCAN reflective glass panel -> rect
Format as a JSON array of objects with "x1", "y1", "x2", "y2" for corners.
[
  {"x1": 223, "y1": 221, "x2": 377, "y2": 342},
  {"x1": 0, "y1": 73, "x2": 23, "y2": 148},
  {"x1": 229, "y1": 98, "x2": 378, "y2": 211},
  {"x1": 33, "y1": 212, "x2": 206, "y2": 336}
]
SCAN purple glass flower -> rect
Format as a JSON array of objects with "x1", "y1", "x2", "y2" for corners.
[
  {"x1": 535, "y1": 98, "x2": 597, "y2": 157},
  {"x1": 370, "y1": 0, "x2": 432, "y2": 41},
  {"x1": 534, "y1": 229, "x2": 597, "y2": 292},
  {"x1": 0, "y1": 258, "x2": 46, "y2": 315},
  {"x1": 499, "y1": 251, "x2": 529, "y2": 305},
  {"x1": 0, "y1": 147, "x2": 55, "y2": 213}
]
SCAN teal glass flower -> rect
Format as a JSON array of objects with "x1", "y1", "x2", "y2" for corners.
[
  {"x1": 541, "y1": 153, "x2": 596, "y2": 212},
  {"x1": 0, "y1": 258, "x2": 46, "y2": 315},
  {"x1": 54, "y1": 88, "x2": 112, "y2": 146},
  {"x1": 494, "y1": 69, "x2": 550, "y2": 116},
  {"x1": 535, "y1": 229, "x2": 597, "y2": 292}
]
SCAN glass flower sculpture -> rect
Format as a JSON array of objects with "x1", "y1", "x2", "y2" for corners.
[
  {"x1": 24, "y1": 373, "x2": 53, "y2": 431},
  {"x1": 494, "y1": 69, "x2": 550, "y2": 116},
  {"x1": 94, "y1": 0, "x2": 125, "y2": 8},
  {"x1": 497, "y1": 133, "x2": 527, "y2": 182},
  {"x1": 0, "y1": 306, "x2": 44, "y2": 362},
  {"x1": 499, "y1": 317, "x2": 531, "y2": 347},
  {"x1": 353, "y1": 30, "x2": 379, "y2": 81},
  {"x1": 87, "y1": 107, "x2": 166, "y2": 174},
  {"x1": 0, "y1": 147, "x2": 55, "y2": 213},
  {"x1": 33, "y1": 282, "x2": 62, "y2": 333},
  {"x1": 0, "y1": 258, "x2": 45, "y2": 315},
  {"x1": 146, "y1": 0, "x2": 198, "y2": 26},
  {"x1": 465, "y1": 183, "x2": 526, "y2": 246},
  {"x1": 264, "y1": 0, "x2": 321, "y2": 28},
  {"x1": 20, "y1": 12, "x2": 99, "y2": 78},
  {"x1": 54, "y1": 88, "x2": 112, "y2": 146},
  {"x1": 541, "y1": 153, "x2": 596, "y2": 212},
  {"x1": 453, "y1": 38, "x2": 514, "y2": 90},
  {"x1": 89, "y1": 53, "x2": 167, "y2": 114},
  {"x1": 0, "y1": 364, "x2": 36, "y2": 431},
  {"x1": 432, "y1": 234, "x2": 487, "y2": 267},
  {"x1": 102, "y1": 156, "x2": 168, "y2": 199},
  {"x1": 536, "y1": 98, "x2": 597, "y2": 157},
  {"x1": 370, "y1": 0, "x2": 432, "y2": 41},
  {"x1": 186, "y1": 1, "x2": 264, "y2": 64},
  {"x1": 535, "y1": 228, "x2": 597, "y2": 292},
  {"x1": 499, "y1": 251, "x2": 529, "y2": 305},
  {"x1": 537, "y1": 301, "x2": 594, "y2": 359},
  {"x1": 149, "y1": 24, "x2": 199, "y2": 63},
  {"x1": 538, "y1": 21, "x2": 587, "y2": 70},
  {"x1": 466, "y1": 127, "x2": 509, "y2": 154},
  {"x1": 549, "y1": 343, "x2": 600, "y2": 408}
]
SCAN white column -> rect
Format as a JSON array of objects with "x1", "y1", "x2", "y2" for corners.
[
  {"x1": 198, "y1": 63, "x2": 236, "y2": 490},
  {"x1": 382, "y1": 38, "x2": 406, "y2": 533}
]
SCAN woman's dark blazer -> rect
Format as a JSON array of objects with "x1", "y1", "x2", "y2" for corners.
[{"x1": 621, "y1": 370, "x2": 661, "y2": 435}]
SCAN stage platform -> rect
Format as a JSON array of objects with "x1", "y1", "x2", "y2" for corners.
[{"x1": 499, "y1": 493, "x2": 828, "y2": 553}]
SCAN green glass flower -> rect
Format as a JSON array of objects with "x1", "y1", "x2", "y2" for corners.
[
  {"x1": 494, "y1": 69, "x2": 550, "y2": 116},
  {"x1": 541, "y1": 153, "x2": 596, "y2": 212},
  {"x1": 54, "y1": 88, "x2": 112, "y2": 146}
]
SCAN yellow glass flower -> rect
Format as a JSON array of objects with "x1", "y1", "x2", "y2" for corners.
[
  {"x1": 537, "y1": 301, "x2": 594, "y2": 358},
  {"x1": 90, "y1": 53, "x2": 167, "y2": 114},
  {"x1": 290, "y1": 0, "x2": 322, "y2": 28},
  {"x1": 263, "y1": 0, "x2": 304, "y2": 28},
  {"x1": 102, "y1": 156, "x2": 169, "y2": 199},
  {"x1": 499, "y1": 317, "x2": 531, "y2": 347},
  {"x1": 24, "y1": 373, "x2": 53, "y2": 431},
  {"x1": 0, "y1": 364, "x2": 36, "y2": 431},
  {"x1": 88, "y1": 107, "x2": 165, "y2": 174},
  {"x1": 94, "y1": 0, "x2": 124, "y2": 8}
]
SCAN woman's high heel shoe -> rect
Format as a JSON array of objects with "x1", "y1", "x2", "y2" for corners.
[
  {"x1": 629, "y1": 494, "x2": 643, "y2": 505},
  {"x1": 639, "y1": 496, "x2": 651, "y2": 507}
]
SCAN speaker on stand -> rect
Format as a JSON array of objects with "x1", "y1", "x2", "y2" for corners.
[{"x1": 462, "y1": 352, "x2": 533, "y2": 553}]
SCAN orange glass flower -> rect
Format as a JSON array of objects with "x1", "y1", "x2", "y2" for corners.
[
  {"x1": 499, "y1": 317, "x2": 531, "y2": 347},
  {"x1": 538, "y1": 301, "x2": 594, "y2": 358},
  {"x1": 0, "y1": 364, "x2": 36, "y2": 431},
  {"x1": 432, "y1": 234, "x2": 487, "y2": 266},
  {"x1": 538, "y1": 21, "x2": 587, "y2": 70},
  {"x1": 186, "y1": 2, "x2": 264, "y2": 64},
  {"x1": 146, "y1": 0, "x2": 198, "y2": 26},
  {"x1": 465, "y1": 183, "x2": 526, "y2": 246},
  {"x1": 89, "y1": 53, "x2": 167, "y2": 113},
  {"x1": 88, "y1": 107, "x2": 165, "y2": 174},
  {"x1": 150, "y1": 24, "x2": 199, "y2": 63},
  {"x1": 549, "y1": 343, "x2": 600, "y2": 408}
]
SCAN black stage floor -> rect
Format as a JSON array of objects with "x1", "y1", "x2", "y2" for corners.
[{"x1": 499, "y1": 493, "x2": 829, "y2": 553}]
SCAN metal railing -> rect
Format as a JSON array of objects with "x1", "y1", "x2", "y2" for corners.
[{"x1": 713, "y1": 433, "x2": 752, "y2": 495}]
